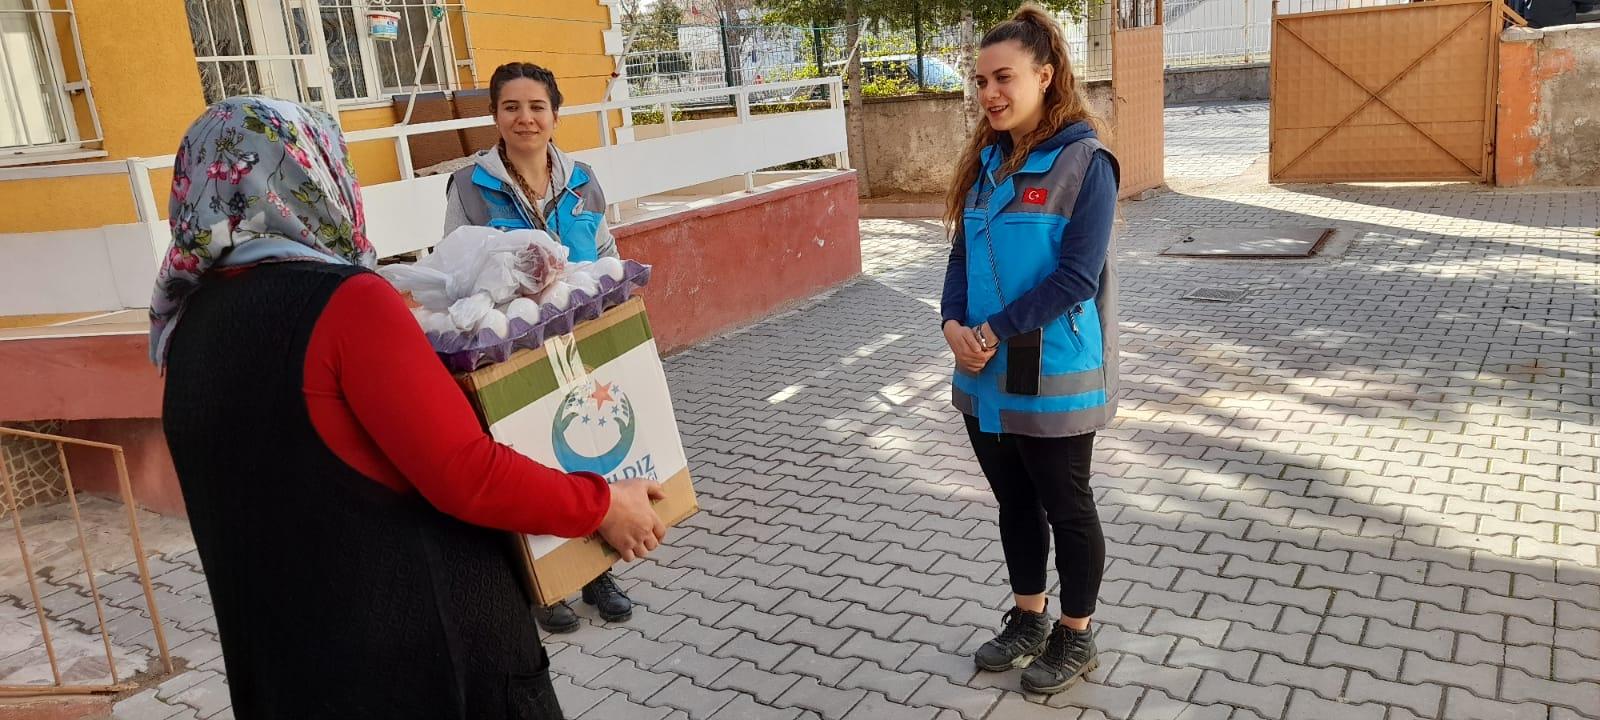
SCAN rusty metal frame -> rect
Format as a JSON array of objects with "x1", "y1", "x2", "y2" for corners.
[
  {"x1": 0, "y1": 426, "x2": 173, "y2": 697},
  {"x1": 1111, "y1": 0, "x2": 1167, "y2": 198}
]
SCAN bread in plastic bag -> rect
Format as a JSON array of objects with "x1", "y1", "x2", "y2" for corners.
[{"x1": 514, "y1": 233, "x2": 568, "y2": 296}]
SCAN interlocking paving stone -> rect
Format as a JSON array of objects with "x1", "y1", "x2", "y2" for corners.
[{"x1": 12, "y1": 100, "x2": 1600, "y2": 720}]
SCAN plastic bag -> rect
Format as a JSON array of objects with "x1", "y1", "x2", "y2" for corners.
[
  {"x1": 448, "y1": 292, "x2": 494, "y2": 332},
  {"x1": 514, "y1": 232, "x2": 569, "y2": 296},
  {"x1": 380, "y1": 226, "x2": 535, "y2": 310}
]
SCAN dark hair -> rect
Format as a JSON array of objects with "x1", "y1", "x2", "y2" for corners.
[{"x1": 488, "y1": 62, "x2": 563, "y2": 111}]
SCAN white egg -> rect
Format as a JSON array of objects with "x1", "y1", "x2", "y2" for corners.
[
  {"x1": 477, "y1": 308, "x2": 510, "y2": 339},
  {"x1": 566, "y1": 272, "x2": 600, "y2": 296},
  {"x1": 505, "y1": 297, "x2": 541, "y2": 325},
  {"x1": 592, "y1": 256, "x2": 626, "y2": 282},
  {"x1": 539, "y1": 281, "x2": 574, "y2": 310},
  {"x1": 420, "y1": 312, "x2": 455, "y2": 335}
]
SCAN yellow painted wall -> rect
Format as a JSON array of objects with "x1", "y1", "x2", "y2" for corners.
[
  {"x1": 462, "y1": 0, "x2": 621, "y2": 152},
  {"x1": 340, "y1": 106, "x2": 405, "y2": 186},
  {"x1": 3, "y1": 0, "x2": 205, "y2": 233},
  {"x1": 2, "y1": 0, "x2": 620, "y2": 234}
]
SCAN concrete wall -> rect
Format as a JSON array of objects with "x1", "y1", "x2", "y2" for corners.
[
  {"x1": 615, "y1": 172, "x2": 861, "y2": 354},
  {"x1": 1497, "y1": 24, "x2": 1600, "y2": 187},
  {"x1": 1165, "y1": 64, "x2": 1270, "y2": 105},
  {"x1": 856, "y1": 92, "x2": 967, "y2": 195},
  {"x1": 855, "y1": 81, "x2": 1114, "y2": 197}
]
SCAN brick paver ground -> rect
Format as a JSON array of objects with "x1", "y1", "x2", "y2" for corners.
[{"x1": 4, "y1": 101, "x2": 1597, "y2": 719}]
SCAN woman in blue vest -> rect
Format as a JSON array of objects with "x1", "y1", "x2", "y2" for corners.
[
  {"x1": 940, "y1": 4, "x2": 1120, "y2": 696},
  {"x1": 443, "y1": 62, "x2": 618, "y2": 261},
  {"x1": 444, "y1": 62, "x2": 630, "y2": 633}
]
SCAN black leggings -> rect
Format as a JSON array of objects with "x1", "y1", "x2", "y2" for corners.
[{"x1": 964, "y1": 415, "x2": 1104, "y2": 618}]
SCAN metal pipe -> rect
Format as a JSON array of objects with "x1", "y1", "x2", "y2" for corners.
[
  {"x1": 398, "y1": 4, "x2": 444, "y2": 126},
  {"x1": 112, "y1": 449, "x2": 173, "y2": 675},
  {"x1": 56, "y1": 443, "x2": 120, "y2": 685}
]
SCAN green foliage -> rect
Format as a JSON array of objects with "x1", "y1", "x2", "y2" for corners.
[
  {"x1": 755, "y1": 0, "x2": 1095, "y2": 31},
  {"x1": 860, "y1": 74, "x2": 915, "y2": 97},
  {"x1": 629, "y1": 106, "x2": 689, "y2": 125},
  {"x1": 633, "y1": 0, "x2": 687, "y2": 53}
]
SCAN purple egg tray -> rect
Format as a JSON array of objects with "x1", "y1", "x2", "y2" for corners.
[{"x1": 428, "y1": 260, "x2": 652, "y2": 372}]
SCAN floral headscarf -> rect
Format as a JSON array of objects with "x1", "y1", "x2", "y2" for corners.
[{"x1": 149, "y1": 96, "x2": 375, "y2": 365}]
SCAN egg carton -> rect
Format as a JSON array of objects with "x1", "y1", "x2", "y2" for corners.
[{"x1": 430, "y1": 259, "x2": 652, "y2": 372}]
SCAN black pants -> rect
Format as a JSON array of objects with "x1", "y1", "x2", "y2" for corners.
[{"x1": 964, "y1": 415, "x2": 1104, "y2": 618}]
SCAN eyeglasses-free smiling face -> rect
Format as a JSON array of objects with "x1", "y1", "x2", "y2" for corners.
[
  {"x1": 494, "y1": 77, "x2": 558, "y2": 154},
  {"x1": 973, "y1": 38, "x2": 1054, "y2": 139}
]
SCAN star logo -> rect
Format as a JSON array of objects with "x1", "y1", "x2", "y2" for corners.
[
  {"x1": 589, "y1": 382, "x2": 616, "y2": 410},
  {"x1": 1022, "y1": 187, "x2": 1049, "y2": 205}
]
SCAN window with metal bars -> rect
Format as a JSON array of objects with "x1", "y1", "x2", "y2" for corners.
[{"x1": 187, "y1": 0, "x2": 455, "y2": 107}]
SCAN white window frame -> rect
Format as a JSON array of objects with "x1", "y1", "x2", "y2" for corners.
[
  {"x1": 0, "y1": 0, "x2": 106, "y2": 164},
  {"x1": 188, "y1": 0, "x2": 459, "y2": 110}
]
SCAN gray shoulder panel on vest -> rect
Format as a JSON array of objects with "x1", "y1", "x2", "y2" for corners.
[
  {"x1": 1000, "y1": 138, "x2": 1118, "y2": 217},
  {"x1": 571, "y1": 161, "x2": 607, "y2": 213},
  {"x1": 449, "y1": 165, "x2": 490, "y2": 227}
]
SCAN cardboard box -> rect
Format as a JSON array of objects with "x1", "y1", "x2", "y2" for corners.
[{"x1": 455, "y1": 297, "x2": 697, "y2": 605}]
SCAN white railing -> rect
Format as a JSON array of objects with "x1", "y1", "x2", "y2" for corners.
[
  {"x1": 1165, "y1": 0, "x2": 1272, "y2": 67},
  {"x1": 0, "y1": 77, "x2": 847, "y2": 315}
]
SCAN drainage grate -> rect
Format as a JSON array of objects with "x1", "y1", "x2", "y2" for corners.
[{"x1": 1184, "y1": 287, "x2": 1249, "y2": 303}]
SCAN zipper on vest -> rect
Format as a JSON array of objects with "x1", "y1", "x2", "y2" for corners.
[{"x1": 1065, "y1": 305, "x2": 1085, "y2": 352}]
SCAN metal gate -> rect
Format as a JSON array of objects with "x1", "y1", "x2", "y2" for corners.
[
  {"x1": 1269, "y1": 0, "x2": 1511, "y2": 183},
  {"x1": 1112, "y1": 0, "x2": 1166, "y2": 199}
]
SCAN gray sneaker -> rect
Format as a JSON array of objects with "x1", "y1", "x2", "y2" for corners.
[
  {"x1": 974, "y1": 607, "x2": 1053, "y2": 671},
  {"x1": 1021, "y1": 623, "x2": 1099, "y2": 695}
]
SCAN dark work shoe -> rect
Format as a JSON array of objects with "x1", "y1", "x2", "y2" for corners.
[
  {"x1": 974, "y1": 607, "x2": 1053, "y2": 671},
  {"x1": 1021, "y1": 623, "x2": 1099, "y2": 695},
  {"x1": 535, "y1": 600, "x2": 581, "y2": 634},
  {"x1": 581, "y1": 572, "x2": 633, "y2": 622}
]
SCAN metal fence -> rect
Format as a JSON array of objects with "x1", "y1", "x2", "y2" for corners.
[
  {"x1": 621, "y1": 12, "x2": 1113, "y2": 104},
  {"x1": 1164, "y1": 0, "x2": 1412, "y2": 68},
  {"x1": 620, "y1": 0, "x2": 1438, "y2": 95},
  {"x1": 0, "y1": 425, "x2": 173, "y2": 697}
]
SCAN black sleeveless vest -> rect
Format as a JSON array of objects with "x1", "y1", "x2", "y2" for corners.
[{"x1": 162, "y1": 262, "x2": 562, "y2": 720}]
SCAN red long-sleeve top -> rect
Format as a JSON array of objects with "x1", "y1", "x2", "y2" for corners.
[{"x1": 300, "y1": 271, "x2": 610, "y2": 537}]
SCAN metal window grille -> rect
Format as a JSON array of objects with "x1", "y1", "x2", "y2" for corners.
[{"x1": 187, "y1": 0, "x2": 460, "y2": 106}]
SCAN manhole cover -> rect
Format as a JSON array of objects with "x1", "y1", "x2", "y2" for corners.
[
  {"x1": 1162, "y1": 227, "x2": 1335, "y2": 258},
  {"x1": 1184, "y1": 287, "x2": 1249, "y2": 302}
]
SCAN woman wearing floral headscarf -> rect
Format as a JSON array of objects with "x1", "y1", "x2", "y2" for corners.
[{"x1": 153, "y1": 97, "x2": 667, "y2": 719}]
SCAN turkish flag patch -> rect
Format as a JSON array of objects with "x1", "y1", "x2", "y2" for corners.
[{"x1": 1022, "y1": 187, "x2": 1049, "y2": 205}]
